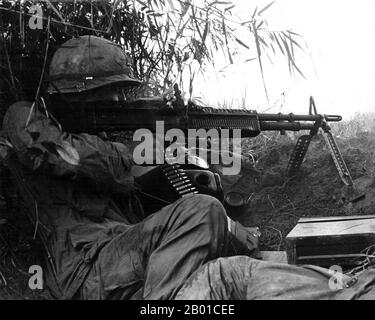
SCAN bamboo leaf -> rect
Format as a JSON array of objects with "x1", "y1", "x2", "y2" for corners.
[
  {"x1": 258, "y1": 1, "x2": 276, "y2": 15},
  {"x1": 270, "y1": 42, "x2": 276, "y2": 54},
  {"x1": 222, "y1": 17, "x2": 233, "y2": 64},
  {"x1": 283, "y1": 31, "x2": 305, "y2": 51},
  {"x1": 234, "y1": 36, "x2": 250, "y2": 49},
  {"x1": 252, "y1": 22, "x2": 269, "y2": 102},
  {"x1": 292, "y1": 62, "x2": 305, "y2": 78},
  {"x1": 252, "y1": 7, "x2": 258, "y2": 19},
  {"x1": 282, "y1": 35, "x2": 294, "y2": 61},
  {"x1": 225, "y1": 4, "x2": 235, "y2": 12},
  {"x1": 273, "y1": 32, "x2": 285, "y2": 55},
  {"x1": 280, "y1": 35, "x2": 292, "y2": 73},
  {"x1": 280, "y1": 35, "x2": 304, "y2": 77},
  {"x1": 244, "y1": 57, "x2": 257, "y2": 62},
  {"x1": 202, "y1": 21, "x2": 210, "y2": 44},
  {"x1": 287, "y1": 30, "x2": 302, "y2": 37},
  {"x1": 208, "y1": 1, "x2": 232, "y2": 7},
  {"x1": 257, "y1": 34, "x2": 269, "y2": 49}
]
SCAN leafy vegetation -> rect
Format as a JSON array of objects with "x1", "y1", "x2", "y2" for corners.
[{"x1": 0, "y1": 0, "x2": 304, "y2": 114}]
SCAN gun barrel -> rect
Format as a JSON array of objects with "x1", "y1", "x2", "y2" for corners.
[
  {"x1": 258, "y1": 113, "x2": 342, "y2": 122},
  {"x1": 260, "y1": 121, "x2": 315, "y2": 132}
]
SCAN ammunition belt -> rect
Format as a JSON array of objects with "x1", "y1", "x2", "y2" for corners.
[{"x1": 160, "y1": 163, "x2": 199, "y2": 198}]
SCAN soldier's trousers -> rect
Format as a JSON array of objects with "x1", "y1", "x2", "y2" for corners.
[
  {"x1": 175, "y1": 256, "x2": 375, "y2": 300},
  {"x1": 78, "y1": 194, "x2": 230, "y2": 300}
]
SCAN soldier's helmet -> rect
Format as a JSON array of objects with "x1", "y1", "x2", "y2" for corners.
[{"x1": 48, "y1": 35, "x2": 141, "y2": 94}]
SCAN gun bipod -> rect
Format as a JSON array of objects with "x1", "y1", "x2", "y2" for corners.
[{"x1": 287, "y1": 97, "x2": 357, "y2": 197}]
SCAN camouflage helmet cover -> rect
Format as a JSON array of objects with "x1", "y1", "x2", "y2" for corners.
[{"x1": 48, "y1": 35, "x2": 141, "y2": 94}]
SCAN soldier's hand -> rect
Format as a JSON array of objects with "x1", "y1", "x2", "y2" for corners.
[{"x1": 228, "y1": 218, "x2": 261, "y2": 255}]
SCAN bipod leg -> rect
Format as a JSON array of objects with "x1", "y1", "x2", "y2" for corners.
[
  {"x1": 287, "y1": 134, "x2": 313, "y2": 177},
  {"x1": 322, "y1": 126, "x2": 353, "y2": 187},
  {"x1": 321, "y1": 125, "x2": 365, "y2": 203},
  {"x1": 287, "y1": 97, "x2": 322, "y2": 177}
]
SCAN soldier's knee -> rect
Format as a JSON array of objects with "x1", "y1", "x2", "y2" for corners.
[
  {"x1": 183, "y1": 194, "x2": 227, "y2": 224},
  {"x1": 177, "y1": 194, "x2": 228, "y2": 255}
]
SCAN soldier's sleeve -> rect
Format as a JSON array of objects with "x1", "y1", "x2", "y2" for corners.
[{"x1": 2, "y1": 101, "x2": 135, "y2": 194}]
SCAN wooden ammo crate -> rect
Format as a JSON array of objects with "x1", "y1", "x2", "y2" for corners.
[{"x1": 286, "y1": 215, "x2": 375, "y2": 267}]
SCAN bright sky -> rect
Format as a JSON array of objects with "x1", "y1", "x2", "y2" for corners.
[{"x1": 200, "y1": 0, "x2": 375, "y2": 120}]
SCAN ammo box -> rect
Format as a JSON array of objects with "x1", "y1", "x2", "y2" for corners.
[{"x1": 285, "y1": 215, "x2": 375, "y2": 268}]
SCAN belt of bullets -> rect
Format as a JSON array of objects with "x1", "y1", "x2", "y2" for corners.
[{"x1": 160, "y1": 164, "x2": 198, "y2": 198}]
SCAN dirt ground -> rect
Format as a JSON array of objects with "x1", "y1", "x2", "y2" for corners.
[
  {"x1": 1, "y1": 114, "x2": 375, "y2": 299},
  {"x1": 222, "y1": 115, "x2": 375, "y2": 251}
]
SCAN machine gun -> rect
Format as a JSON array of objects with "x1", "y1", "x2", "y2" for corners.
[{"x1": 50, "y1": 85, "x2": 358, "y2": 212}]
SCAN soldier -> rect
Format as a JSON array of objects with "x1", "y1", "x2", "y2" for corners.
[{"x1": 0, "y1": 35, "x2": 256, "y2": 300}]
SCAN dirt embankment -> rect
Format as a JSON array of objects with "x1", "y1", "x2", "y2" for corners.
[{"x1": 221, "y1": 114, "x2": 375, "y2": 251}]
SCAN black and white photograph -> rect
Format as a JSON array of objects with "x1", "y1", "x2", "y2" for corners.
[{"x1": 0, "y1": 0, "x2": 375, "y2": 308}]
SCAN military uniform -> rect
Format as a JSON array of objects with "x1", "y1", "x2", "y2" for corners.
[
  {"x1": 176, "y1": 256, "x2": 375, "y2": 300},
  {"x1": 1, "y1": 101, "x2": 230, "y2": 299}
]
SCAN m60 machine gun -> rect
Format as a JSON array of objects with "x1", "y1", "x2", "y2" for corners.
[{"x1": 50, "y1": 85, "x2": 359, "y2": 212}]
